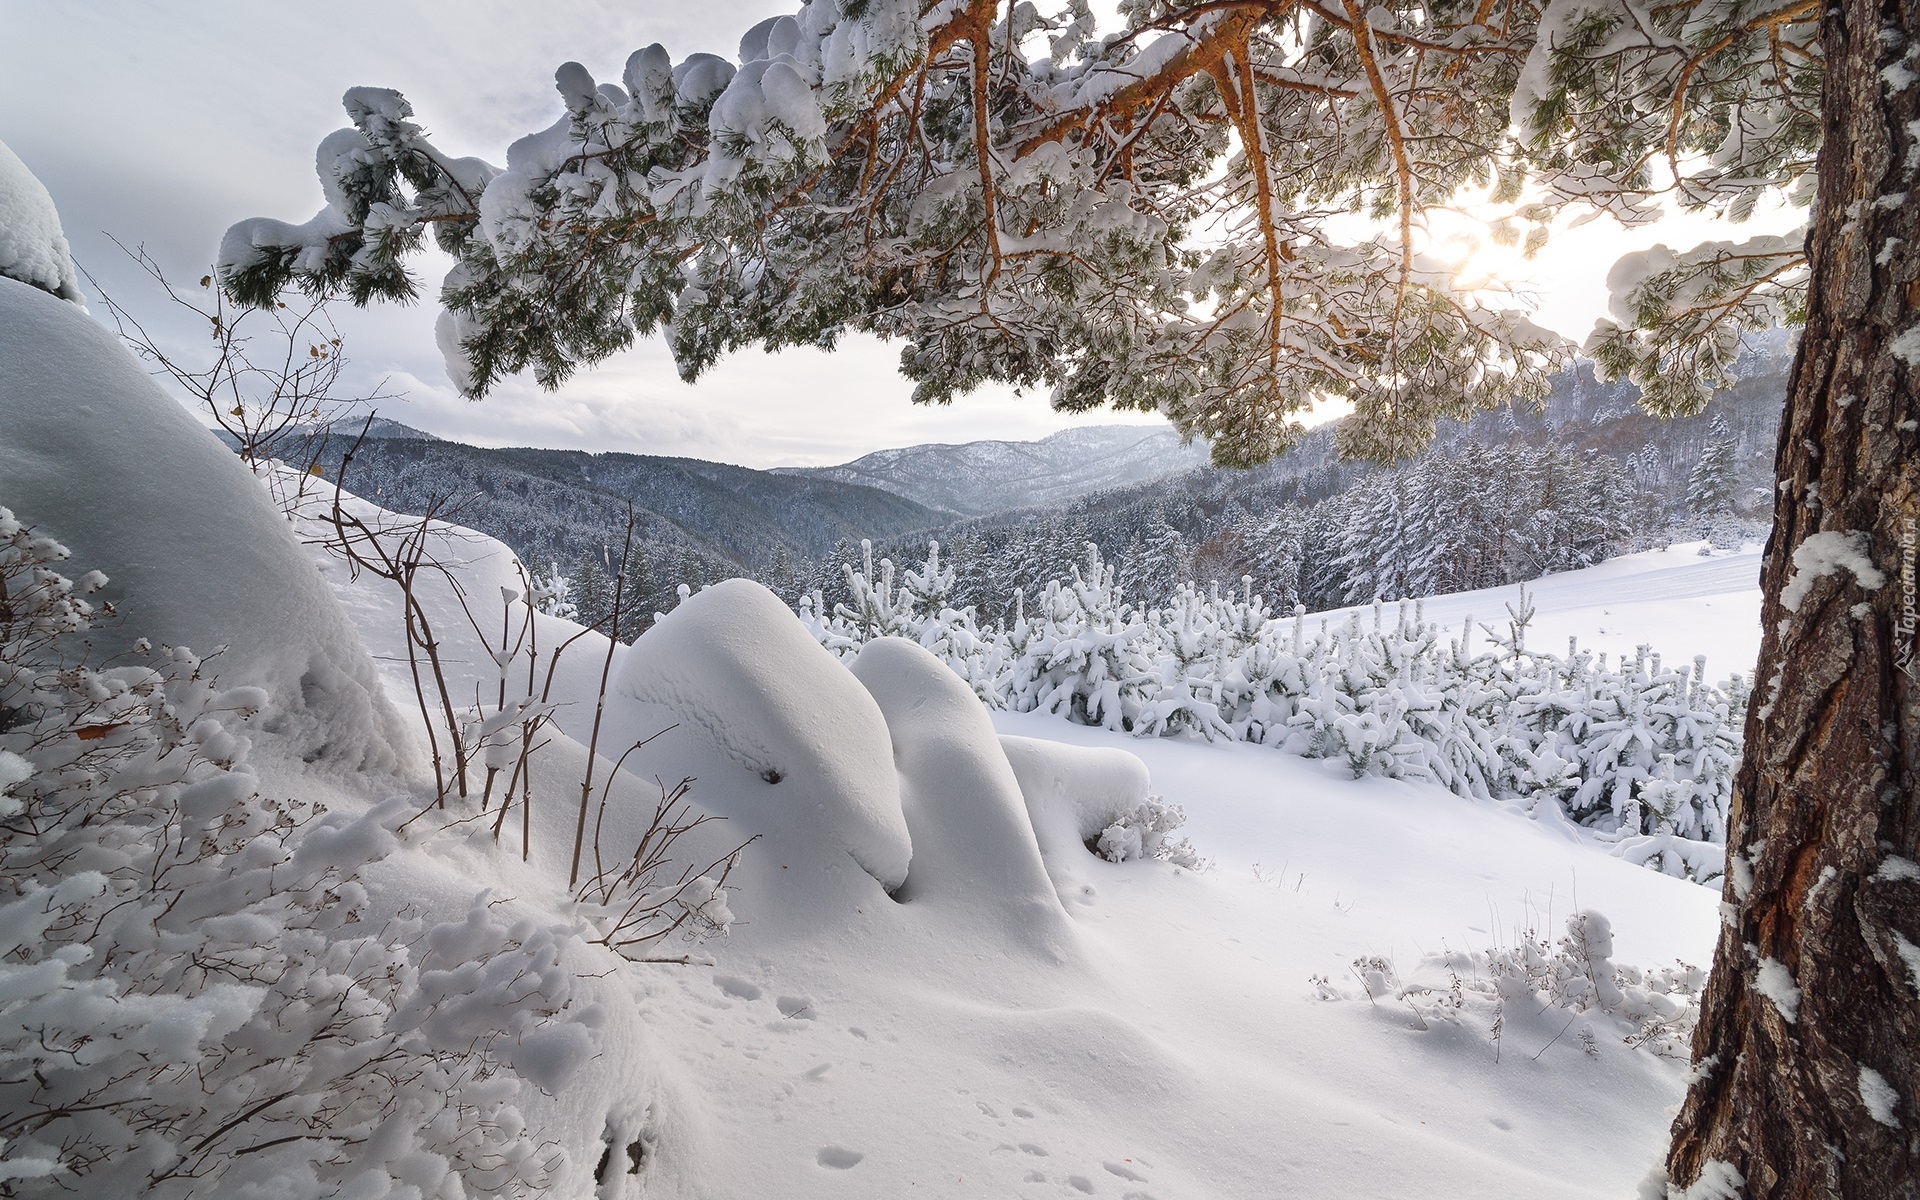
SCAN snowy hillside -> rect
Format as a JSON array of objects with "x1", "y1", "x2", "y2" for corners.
[
  {"x1": 1314, "y1": 542, "x2": 1766, "y2": 687},
  {"x1": 775, "y1": 425, "x2": 1213, "y2": 518},
  {"x1": 1, "y1": 145, "x2": 1763, "y2": 1200},
  {"x1": 1, "y1": 252, "x2": 1749, "y2": 1197},
  {"x1": 307, "y1": 484, "x2": 1732, "y2": 1199}
]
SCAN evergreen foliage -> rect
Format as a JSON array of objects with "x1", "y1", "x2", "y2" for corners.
[
  {"x1": 786, "y1": 540, "x2": 1742, "y2": 885},
  {"x1": 855, "y1": 434, "x2": 1659, "y2": 617},
  {"x1": 1685, "y1": 414, "x2": 1742, "y2": 547},
  {"x1": 220, "y1": 1, "x2": 1812, "y2": 466}
]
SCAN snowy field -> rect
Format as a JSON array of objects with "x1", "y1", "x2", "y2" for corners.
[
  {"x1": 314, "y1": 497, "x2": 1756, "y2": 1198},
  {"x1": 1, "y1": 251, "x2": 1764, "y2": 1197},
  {"x1": 1313, "y1": 544, "x2": 1766, "y2": 691}
]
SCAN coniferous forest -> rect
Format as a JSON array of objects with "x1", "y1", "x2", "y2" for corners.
[{"x1": 305, "y1": 341, "x2": 1785, "y2": 633}]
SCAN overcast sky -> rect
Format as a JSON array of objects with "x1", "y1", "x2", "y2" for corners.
[{"x1": 0, "y1": 2, "x2": 1769, "y2": 468}]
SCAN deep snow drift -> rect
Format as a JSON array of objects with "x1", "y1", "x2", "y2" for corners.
[{"x1": 0, "y1": 276, "x2": 403, "y2": 772}]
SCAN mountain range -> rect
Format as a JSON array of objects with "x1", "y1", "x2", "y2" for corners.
[
  {"x1": 773, "y1": 424, "x2": 1213, "y2": 517},
  {"x1": 272, "y1": 334, "x2": 1794, "y2": 622}
]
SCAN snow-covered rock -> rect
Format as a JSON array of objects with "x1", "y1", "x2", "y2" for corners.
[
  {"x1": 0, "y1": 140, "x2": 82, "y2": 303},
  {"x1": 848, "y1": 638, "x2": 1069, "y2": 952},
  {"x1": 0, "y1": 275, "x2": 404, "y2": 772},
  {"x1": 611, "y1": 579, "x2": 911, "y2": 891}
]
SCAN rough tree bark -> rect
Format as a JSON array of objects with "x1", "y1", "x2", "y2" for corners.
[{"x1": 1665, "y1": 0, "x2": 1920, "y2": 1191}]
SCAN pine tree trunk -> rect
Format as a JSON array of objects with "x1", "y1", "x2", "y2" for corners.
[{"x1": 1665, "y1": 0, "x2": 1920, "y2": 1191}]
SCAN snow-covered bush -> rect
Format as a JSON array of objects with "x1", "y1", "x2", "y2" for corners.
[
  {"x1": 1342, "y1": 911, "x2": 1705, "y2": 1062},
  {"x1": 780, "y1": 542, "x2": 1743, "y2": 883},
  {"x1": 1092, "y1": 795, "x2": 1206, "y2": 870},
  {"x1": 0, "y1": 508, "x2": 595, "y2": 1196},
  {"x1": 0, "y1": 139, "x2": 83, "y2": 303}
]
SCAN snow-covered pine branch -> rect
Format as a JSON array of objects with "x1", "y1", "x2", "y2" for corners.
[
  {"x1": 219, "y1": 0, "x2": 1574, "y2": 467},
  {"x1": 1510, "y1": 0, "x2": 1817, "y2": 411}
]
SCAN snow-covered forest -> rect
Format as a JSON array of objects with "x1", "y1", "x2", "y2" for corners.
[{"x1": 304, "y1": 351, "x2": 1782, "y2": 628}]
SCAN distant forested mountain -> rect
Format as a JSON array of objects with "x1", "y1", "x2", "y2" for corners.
[
  {"x1": 286, "y1": 434, "x2": 950, "y2": 620},
  {"x1": 773, "y1": 424, "x2": 1212, "y2": 516},
  {"x1": 828, "y1": 337, "x2": 1790, "y2": 621},
  {"x1": 278, "y1": 336, "x2": 1790, "y2": 635}
]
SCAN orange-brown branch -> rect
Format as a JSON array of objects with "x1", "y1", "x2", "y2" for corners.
[{"x1": 1341, "y1": 0, "x2": 1417, "y2": 330}]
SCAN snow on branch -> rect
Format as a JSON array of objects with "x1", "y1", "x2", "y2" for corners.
[
  {"x1": 0, "y1": 508, "x2": 599, "y2": 1196},
  {"x1": 220, "y1": 0, "x2": 1592, "y2": 466}
]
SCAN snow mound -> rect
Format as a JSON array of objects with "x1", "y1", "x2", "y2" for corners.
[
  {"x1": 0, "y1": 141, "x2": 82, "y2": 303},
  {"x1": 999, "y1": 734, "x2": 1152, "y2": 898},
  {"x1": 0, "y1": 276, "x2": 404, "y2": 772},
  {"x1": 612, "y1": 579, "x2": 910, "y2": 891},
  {"x1": 848, "y1": 639, "x2": 1069, "y2": 949}
]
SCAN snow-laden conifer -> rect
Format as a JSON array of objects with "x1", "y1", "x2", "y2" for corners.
[{"x1": 782, "y1": 540, "x2": 1740, "y2": 884}]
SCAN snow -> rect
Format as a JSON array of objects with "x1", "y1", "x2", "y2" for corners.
[
  {"x1": 1895, "y1": 932, "x2": 1920, "y2": 989},
  {"x1": 610, "y1": 578, "x2": 913, "y2": 892},
  {"x1": 1880, "y1": 855, "x2": 1920, "y2": 882},
  {"x1": 6, "y1": 163, "x2": 1756, "y2": 1194},
  {"x1": 1753, "y1": 955, "x2": 1801, "y2": 1023},
  {"x1": 280, "y1": 488, "x2": 1727, "y2": 1198},
  {"x1": 11, "y1": 446, "x2": 1736, "y2": 1196},
  {"x1": 1314, "y1": 541, "x2": 1766, "y2": 680},
  {"x1": 848, "y1": 638, "x2": 1072, "y2": 946},
  {"x1": 999, "y1": 734, "x2": 1153, "y2": 901},
  {"x1": 1891, "y1": 323, "x2": 1920, "y2": 367},
  {"x1": 1780, "y1": 530, "x2": 1886, "y2": 612},
  {"x1": 0, "y1": 140, "x2": 82, "y2": 303},
  {"x1": 1859, "y1": 1066, "x2": 1901, "y2": 1127},
  {"x1": 0, "y1": 275, "x2": 404, "y2": 774},
  {"x1": 1676, "y1": 1160, "x2": 1748, "y2": 1200}
]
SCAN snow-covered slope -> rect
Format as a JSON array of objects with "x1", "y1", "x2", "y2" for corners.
[
  {"x1": 4, "y1": 428, "x2": 1731, "y2": 1196},
  {"x1": 4, "y1": 152, "x2": 1737, "y2": 1200},
  {"x1": 1314, "y1": 541, "x2": 1766, "y2": 683},
  {"x1": 776, "y1": 424, "x2": 1213, "y2": 517},
  {"x1": 303, "y1": 506, "x2": 1731, "y2": 1199},
  {"x1": 0, "y1": 274, "x2": 404, "y2": 772}
]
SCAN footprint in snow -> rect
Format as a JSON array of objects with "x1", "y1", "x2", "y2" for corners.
[
  {"x1": 712, "y1": 974, "x2": 762, "y2": 1001},
  {"x1": 1104, "y1": 1162, "x2": 1147, "y2": 1182},
  {"x1": 816, "y1": 1146, "x2": 863, "y2": 1169},
  {"x1": 777, "y1": 994, "x2": 816, "y2": 1019},
  {"x1": 1068, "y1": 1176, "x2": 1095, "y2": 1194}
]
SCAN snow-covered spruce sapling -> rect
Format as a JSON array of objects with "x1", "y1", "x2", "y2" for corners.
[
  {"x1": 789, "y1": 539, "x2": 1740, "y2": 881},
  {"x1": 0, "y1": 508, "x2": 584, "y2": 1196},
  {"x1": 1338, "y1": 912, "x2": 1705, "y2": 1064},
  {"x1": 1091, "y1": 794, "x2": 1206, "y2": 870}
]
